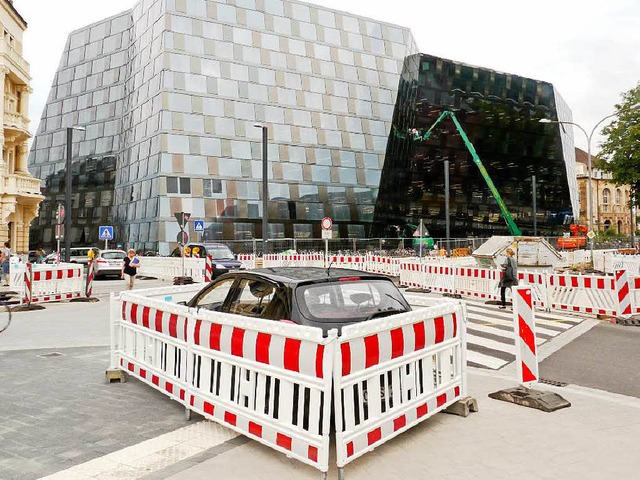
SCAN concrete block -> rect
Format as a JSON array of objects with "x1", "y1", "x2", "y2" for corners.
[
  {"x1": 489, "y1": 386, "x2": 571, "y2": 412},
  {"x1": 105, "y1": 369, "x2": 127, "y2": 384},
  {"x1": 444, "y1": 396, "x2": 479, "y2": 417}
]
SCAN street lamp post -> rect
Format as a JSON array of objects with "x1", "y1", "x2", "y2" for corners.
[
  {"x1": 65, "y1": 126, "x2": 85, "y2": 263},
  {"x1": 254, "y1": 123, "x2": 269, "y2": 254},
  {"x1": 539, "y1": 103, "x2": 640, "y2": 256}
]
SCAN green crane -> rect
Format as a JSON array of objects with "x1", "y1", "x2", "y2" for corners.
[{"x1": 419, "y1": 110, "x2": 522, "y2": 236}]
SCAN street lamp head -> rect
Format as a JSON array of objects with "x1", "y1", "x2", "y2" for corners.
[
  {"x1": 71, "y1": 125, "x2": 86, "y2": 131},
  {"x1": 253, "y1": 123, "x2": 266, "y2": 129},
  {"x1": 538, "y1": 119, "x2": 553, "y2": 124}
]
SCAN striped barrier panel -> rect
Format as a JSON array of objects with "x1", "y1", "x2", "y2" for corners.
[
  {"x1": 615, "y1": 269, "x2": 632, "y2": 318},
  {"x1": 423, "y1": 264, "x2": 456, "y2": 295},
  {"x1": 517, "y1": 271, "x2": 549, "y2": 309},
  {"x1": 111, "y1": 290, "x2": 336, "y2": 474},
  {"x1": 632, "y1": 276, "x2": 640, "y2": 315},
  {"x1": 333, "y1": 301, "x2": 466, "y2": 471},
  {"x1": 512, "y1": 286, "x2": 538, "y2": 387},
  {"x1": 367, "y1": 255, "x2": 402, "y2": 276},
  {"x1": 399, "y1": 262, "x2": 424, "y2": 289},
  {"x1": 610, "y1": 254, "x2": 640, "y2": 276},
  {"x1": 23, "y1": 263, "x2": 84, "y2": 305},
  {"x1": 237, "y1": 254, "x2": 256, "y2": 270},
  {"x1": 85, "y1": 261, "x2": 94, "y2": 297},
  {"x1": 326, "y1": 255, "x2": 368, "y2": 271},
  {"x1": 454, "y1": 267, "x2": 500, "y2": 301},
  {"x1": 204, "y1": 255, "x2": 213, "y2": 282},
  {"x1": 262, "y1": 254, "x2": 325, "y2": 268},
  {"x1": 546, "y1": 273, "x2": 618, "y2": 316},
  {"x1": 137, "y1": 257, "x2": 206, "y2": 282}
]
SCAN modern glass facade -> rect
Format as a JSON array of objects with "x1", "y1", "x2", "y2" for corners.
[
  {"x1": 28, "y1": 1, "x2": 576, "y2": 253},
  {"x1": 28, "y1": 0, "x2": 418, "y2": 254},
  {"x1": 373, "y1": 54, "x2": 577, "y2": 238}
]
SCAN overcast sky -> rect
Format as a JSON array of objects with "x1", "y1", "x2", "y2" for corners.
[{"x1": 14, "y1": 0, "x2": 640, "y2": 153}]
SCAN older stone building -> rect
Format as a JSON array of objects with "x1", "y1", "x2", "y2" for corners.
[
  {"x1": 0, "y1": 0, "x2": 42, "y2": 253},
  {"x1": 575, "y1": 147, "x2": 633, "y2": 234}
]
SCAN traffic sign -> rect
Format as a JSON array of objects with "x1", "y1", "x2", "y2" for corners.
[
  {"x1": 194, "y1": 220, "x2": 204, "y2": 233},
  {"x1": 177, "y1": 231, "x2": 189, "y2": 245},
  {"x1": 587, "y1": 230, "x2": 596, "y2": 239},
  {"x1": 99, "y1": 226, "x2": 114, "y2": 240},
  {"x1": 321, "y1": 217, "x2": 332, "y2": 230},
  {"x1": 175, "y1": 212, "x2": 191, "y2": 229},
  {"x1": 322, "y1": 229, "x2": 332, "y2": 240}
]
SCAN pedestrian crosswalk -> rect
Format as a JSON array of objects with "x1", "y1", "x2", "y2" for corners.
[{"x1": 405, "y1": 294, "x2": 584, "y2": 370}]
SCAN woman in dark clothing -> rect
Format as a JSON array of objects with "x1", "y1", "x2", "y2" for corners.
[
  {"x1": 499, "y1": 248, "x2": 518, "y2": 308},
  {"x1": 121, "y1": 249, "x2": 139, "y2": 290}
]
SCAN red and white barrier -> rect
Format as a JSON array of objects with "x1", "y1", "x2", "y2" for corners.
[
  {"x1": 111, "y1": 290, "x2": 336, "y2": 474},
  {"x1": 333, "y1": 301, "x2": 466, "y2": 469},
  {"x1": 85, "y1": 261, "x2": 94, "y2": 297},
  {"x1": 326, "y1": 255, "x2": 368, "y2": 271},
  {"x1": 262, "y1": 253, "x2": 324, "y2": 268},
  {"x1": 111, "y1": 284, "x2": 470, "y2": 475},
  {"x1": 22, "y1": 263, "x2": 84, "y2": 305},
  {"x1": 367, "y1": 255, "x2": 401, "y2": 276},
  {"x1": 615, "y1": 269, "x2": 632, "y2": 318},
  {"x1": 399, "y1": 262, "x2": 424, "y2": 288},
  {"x1": 455, "y1": 267, "x2": 500, "y2": 301},
  {"x1": 517, "y1": 271, "x2": 549, "y2": 309},
  {"x1": 512, "y1": 286, "x2": 538, "y2": 387},
  {"x1": 546, "y1": 273, "x2": 618, "y2": 316},
  {"x1": 237, "y1": 254, "x2": 256, "y2": 270},
  {"x1": 204, "y1": 255, "x2": 213, "y2": 282},
  {"x1": 137, "y1": 256, "x2": 206, "y2": 282},
  {"x1": 423, "y1": 264, "x2": 456, "y2": 295}
]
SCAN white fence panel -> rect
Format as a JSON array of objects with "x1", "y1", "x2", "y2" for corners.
[
  {"x1": 137, "y1": 257, "x2": 205, "y2": 282},
  {"x1": 546, "y1": 273, "x2": 617, "y2": 316},
  {"x1": 333, "y1": 301, "x2": 466, "y2": 468},
  {"x1": 27, "y1": 263, "x2": 84, "y2": 304},
  {"x1": 262, "y1": 254, "x2": 325, "y2": 268},
  {"x1": 237, "y1": 254, "x2": 256, "y2": 270},
  {"x1": 609, "y1": 254, "x2": 640, "y2": 276},
  {"x1": 454, "y1": 267, "x2": 500, "y2": 301},
  {"x1": 111, "y1": 289, "x2": 336, "y2": 474}
]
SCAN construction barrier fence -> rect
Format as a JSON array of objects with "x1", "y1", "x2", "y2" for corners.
[{"x1": 110, "y1": 288, "x2": 469, "y2": 475}]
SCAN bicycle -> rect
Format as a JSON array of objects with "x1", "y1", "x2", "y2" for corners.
[{"x1": 0, "y1": 299, "x2": 11, "y2": 334}]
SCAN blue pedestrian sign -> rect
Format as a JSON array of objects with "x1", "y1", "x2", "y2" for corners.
[
  {"x1": 194, "y1": 220, "x2": 204, "y2": 233},
  {"x1": 99, "y1": 226, "x2": 114, "y2": 240}
]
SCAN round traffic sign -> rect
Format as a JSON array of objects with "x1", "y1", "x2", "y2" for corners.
[
  {"x1": 177, "y1": 231, "x2": 189, "y2": 245},
  {"x1": 321, "y1": 217, "x2": 333, "y2": 230}
]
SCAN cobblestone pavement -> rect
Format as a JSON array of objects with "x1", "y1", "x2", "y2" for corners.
[{"x1": 0, "y1": 345, "x2": 195, "y2": 480}]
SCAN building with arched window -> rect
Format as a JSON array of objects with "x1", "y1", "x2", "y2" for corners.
[
  {"x1": 0, "y1": 0, "x2": 43, "y2": 253},
  {"x1": 575, "y1": 148, "x2": 634, "y2": 235}
]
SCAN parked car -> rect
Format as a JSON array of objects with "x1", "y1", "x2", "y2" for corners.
[
  {"x1": 45, "y1": 247, "x2": 98, "y2": 265},
  {"x1": 183, "y1": 242, "x2": 243, "y2": 278},
  {"x1": 182, "y1": 267, "x2": 411, "y2": 335},
  {"x1": 94, "y1": 249, "x2": 127, "y2": 279}
]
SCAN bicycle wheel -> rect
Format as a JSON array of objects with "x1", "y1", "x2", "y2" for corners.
[{"x1": 0, "y1": 304, "x2": 11, "y2": 334}]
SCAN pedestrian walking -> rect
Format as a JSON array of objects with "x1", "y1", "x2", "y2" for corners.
[
  {"x1": 1, "y1": 242, "x2": 10, "y2": 286},
  {"x1": 499, "y1": 248, "x2": 518, "y2": 309},
  {"x1": 121, "y1": 248, "x2": 140, "y2": 290}
]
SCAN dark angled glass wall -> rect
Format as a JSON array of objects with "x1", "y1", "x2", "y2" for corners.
[{"x1": 373, "y1": 54, "x2": 575, "y2": 238}]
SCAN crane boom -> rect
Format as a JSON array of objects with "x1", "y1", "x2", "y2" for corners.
[{"x1": 421, "y1": 110, "x2": 522, "y2": 236}]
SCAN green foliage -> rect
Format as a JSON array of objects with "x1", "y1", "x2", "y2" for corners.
[{"x1": 598, "y1": 83, "x2": 640, "y2": 206}]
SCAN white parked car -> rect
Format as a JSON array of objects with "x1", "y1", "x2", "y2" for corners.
[{"x1": 94, "y1": 249, "x2": 127, "y2": 279}]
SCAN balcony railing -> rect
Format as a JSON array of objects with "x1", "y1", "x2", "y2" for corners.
[
  {"x1": 1, "y1": 173, "x2": 42, "y2": 197},
  {"x1": 0, "y1": 41, "x2": 30, "y2": 78},
  {"x1": 3, "y1": 110, "x2": 29, "y2": 132}
]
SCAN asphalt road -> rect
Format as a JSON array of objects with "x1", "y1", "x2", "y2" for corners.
[{"x1": 540, "y1": 322, "x2": 640, "y2": 398}]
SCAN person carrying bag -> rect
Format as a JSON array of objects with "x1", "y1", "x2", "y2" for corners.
[{"x1": 499, "y1": 248, "x2": 518, "y2": 309}]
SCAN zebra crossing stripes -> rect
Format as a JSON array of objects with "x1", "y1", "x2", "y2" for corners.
[{"x1": 404, "y1": 295, "x2": 584, "y2": 370}]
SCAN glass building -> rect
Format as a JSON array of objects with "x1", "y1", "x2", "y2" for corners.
[
  {"x1": 373, "y1": 54, "x2": 577, "y2": 238},
  {"x1": 28, "y1": 0, "x2": 576, "y2": 254}
]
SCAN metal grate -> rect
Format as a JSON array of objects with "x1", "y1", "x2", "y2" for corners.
[
  {"x1": 539, "y1": 378, "x2": 568, "y2": 387},
  {"x1": 37, "y1": 352, "x2": 65, "y2": 358}
]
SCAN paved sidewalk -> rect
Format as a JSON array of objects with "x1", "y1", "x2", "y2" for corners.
[{"x1": 155, "y1": 369, "x2": 640, "y2": 480}]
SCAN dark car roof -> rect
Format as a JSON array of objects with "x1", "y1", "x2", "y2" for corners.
[{"x1": 219, "y1": 267, "x2": 391, "y2": 286}]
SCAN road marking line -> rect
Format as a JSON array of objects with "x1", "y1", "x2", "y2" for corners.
[{"x1": 40, "y1": 421, "x2": 238, "y2": 480}]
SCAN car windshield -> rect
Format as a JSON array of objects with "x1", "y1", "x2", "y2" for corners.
[
  {"x1": 296, "y1": 279, "x2": 408, "y2": 322},
  {"x1": 102, "y1": 252, "x2": 126, "y2": 260},
  {"x1": 209, "y1": 246, "x2": 234, "y2": 260}
]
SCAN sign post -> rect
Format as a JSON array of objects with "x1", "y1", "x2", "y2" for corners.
[
  {"x1": 56, "y1": 204, "x2": 64, "y2": 264},
  {"x1": 194, "y1": 220, "x2": 204, "y2": 243},
  {"x1": 175, "y1": 212, "x2": 191, "y2": 279},
  {"x1": 99, "y1": 226, "x2": 114, "y2": 251},
  {"x1": 321, "y1": 217, "x2": 332, "y2": 264}
]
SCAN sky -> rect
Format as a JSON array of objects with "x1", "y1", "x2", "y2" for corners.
[{"x1": 13, "y1": 0, "x2": 640, "y2": 153}]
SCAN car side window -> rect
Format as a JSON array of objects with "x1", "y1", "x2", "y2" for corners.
[
  {"x1": 195, "y1": 278, "x2": 236, "y2": 311},
  {"x1": 228, "y1": 279, "x2": 278, "y2": 318}
]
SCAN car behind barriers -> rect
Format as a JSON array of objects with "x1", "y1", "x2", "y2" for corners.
[{"x1": 182, "y1": 267, "x2": 411, "y2": 334}]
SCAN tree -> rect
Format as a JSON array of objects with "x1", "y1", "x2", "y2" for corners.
[{"x1": 598, "y1": 83, "x2": 640, "y2": 206}]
